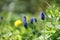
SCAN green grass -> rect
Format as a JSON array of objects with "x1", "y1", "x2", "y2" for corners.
[{"x1": 0, "y1": 4, "x2": 60, "y2": 40}]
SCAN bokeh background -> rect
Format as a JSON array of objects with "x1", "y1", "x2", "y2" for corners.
[{"x1": 0, "y1": 0, "x2": 60, "y2": 40}]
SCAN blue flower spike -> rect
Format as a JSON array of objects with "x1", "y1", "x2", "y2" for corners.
[
  {"x1": 23, "y1": 21, "x2": 28, "y2": 29},
  {"x1": 30, "y1": 18, "x2": 33, "y2": 24},
  {"x1": 40, "y1": 12, "x2": 45, "y2": 20},
  {"x1": 34, "y1": 18, "x2": 37, "y2": 22},
  {"x1": 24, "y1": 16, "x2": 26, "y2": 21}
]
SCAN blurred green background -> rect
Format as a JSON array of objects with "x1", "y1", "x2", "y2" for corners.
[{"x1": 0, "y1": 0, "x2": 60, "y2": 40}]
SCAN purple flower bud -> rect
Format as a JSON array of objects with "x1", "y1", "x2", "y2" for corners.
[
  {"x1": 40, "y1": 12, "x2": 45, "y2": 20},
  {"x1": 34, "y1": 18, "x2": 37, "y2": 22},
  {"x1": 30, "y1": 18, "x2": 33, "y2": 24},
  {"x1": 23, "y1": 21, "x2": 27, "y2": 29}
]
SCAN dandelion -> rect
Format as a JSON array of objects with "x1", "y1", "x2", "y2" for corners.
[
  {"x1": 40, "y1": 12, "x2": 45, "y2": 20},
  {"x1": 34, "y1": 18, "x2": 37, "y2": 22},
  {"x1": 14, "y1": 20, "x2": 22, "y2": 27},
  {"x1": 23, "y1": 21, "x2": 27, "y2": 29},
  {"x1": 30, "y1": 18, "x2": 33, "y2": 24}
]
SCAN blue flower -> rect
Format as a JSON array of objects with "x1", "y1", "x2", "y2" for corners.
[
  {"x1": 34, "y1": 18, "x2": 37, "y2": 22},
  {"x1": 24, "y1": 16, "x2": 26, "y2": 21},
  {"x1": 30, "y1": 18, "x2": 33, "y2": 24},
  {"x1": 23, "y1": 21, "x2": 27, "y2": 29},
  {"x1": 40, "y1": 12, "x2": 45, "y2": 20}
]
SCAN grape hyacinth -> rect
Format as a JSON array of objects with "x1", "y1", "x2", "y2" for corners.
[
  {"x1": 23, "y1": 20, "x2": 28, "y2": 29},
  {"x1": 30, "y1": 18, "x2": 33, "y2": 24},
  {"x1": 40, "y1": 12, "x2": 45, "y2": 20},
  {"x1": 23, "y1": 16, "x2": 28, "y2": 29},
  {"x1": 34, "y1": 18, "x2": 37, "y2": 22},
  {"x1": 24, "y1": 16, "x2": 26, "y2": 21}
]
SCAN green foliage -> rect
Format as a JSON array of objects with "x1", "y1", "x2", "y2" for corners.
[
  {"x1": 0, "y1": 0, "x2": 60, "y2": 40},
  {"x1": 45, "y1": 3, "x2": 60, "y2": 40}
]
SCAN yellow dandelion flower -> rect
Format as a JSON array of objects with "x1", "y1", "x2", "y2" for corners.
[{"x1": 14, "y1": 20, "x2": 22, "y2": 27}]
